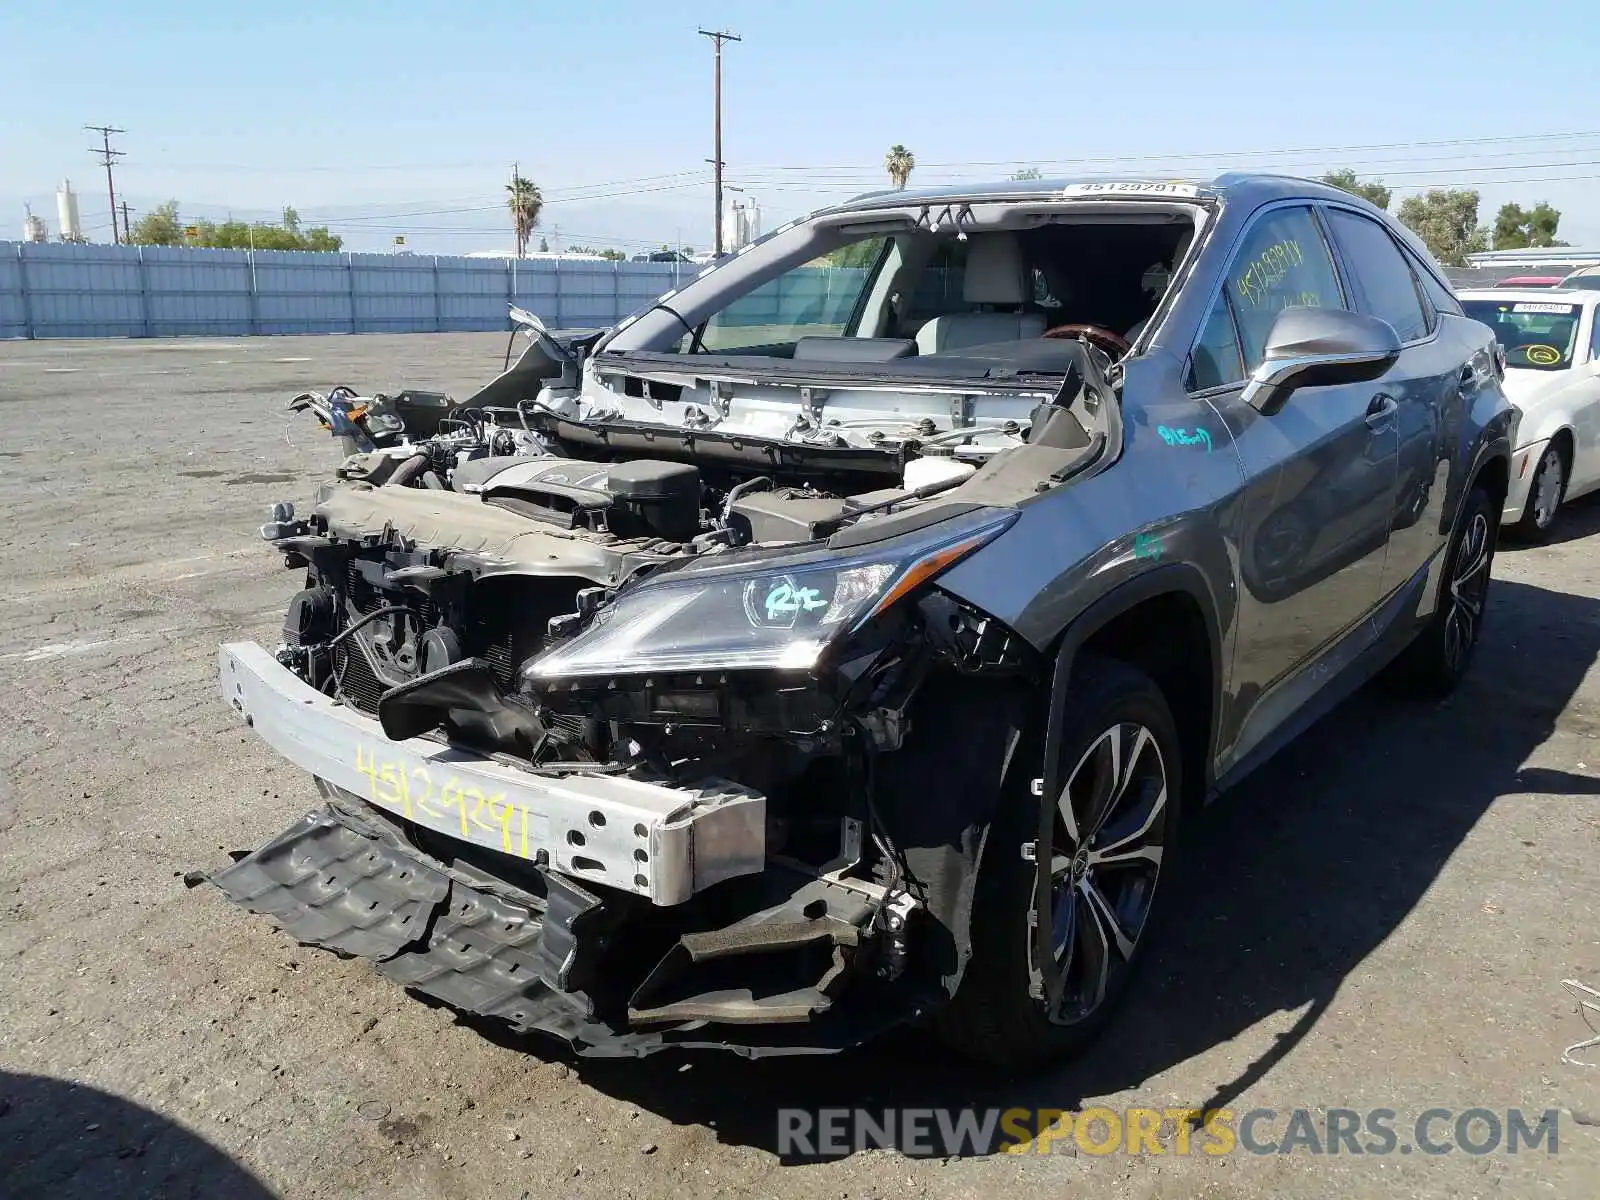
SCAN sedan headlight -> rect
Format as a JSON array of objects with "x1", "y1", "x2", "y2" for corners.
[{"x1": 523, "y1": 509, "x2": 1016, "y2": 679}]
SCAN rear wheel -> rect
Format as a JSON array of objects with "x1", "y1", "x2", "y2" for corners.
[
  {"x1": 1510, "y1": 442, "x2": 1567, "y2": 542},
  {"x1": 935, "y1": 656, "x2": 1182, "y2": 1071},
  {"x1": 1387, "y1": 482, "x2": 1496, "y2": 696}
]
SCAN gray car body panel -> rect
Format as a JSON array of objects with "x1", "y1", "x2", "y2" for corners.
[{"x1": 936, "y1": 174, "x2": 1513, "y2": 793}]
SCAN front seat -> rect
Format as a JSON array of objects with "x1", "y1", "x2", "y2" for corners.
[{"x1": 915, "y1": 234, "x2": 1048, "y2": 354}]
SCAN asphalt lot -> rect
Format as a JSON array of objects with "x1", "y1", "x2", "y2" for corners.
[{"x1": 1, "y1": 332, "x2": 1597, "y2": 1200}]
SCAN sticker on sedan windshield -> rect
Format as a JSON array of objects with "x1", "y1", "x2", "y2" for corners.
[
  {"x1": 1511, "y1": 303, "x2": 1577, "y2": 315},
  {"x1": 1524, "y1": 344, "x2": 1562, "y2": 366},
  {"x1": 1157, "y1": 424, "x2": 1213, "y2": 452},
  {"x1": 1061, "y1": 181, "x2": 1201, "y2": 198}
]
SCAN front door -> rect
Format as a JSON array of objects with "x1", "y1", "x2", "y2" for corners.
[{"x1": 1188, "y1": 203, "x2": 1398, "y2": 761}]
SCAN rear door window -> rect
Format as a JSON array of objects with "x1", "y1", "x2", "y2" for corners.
[
  {"x1": 1220, "y1": 205, "x2": 1348, "y2": 370},
  {"x1": 1324, "y1": 208, "x2": 1431, "y2": 343}
]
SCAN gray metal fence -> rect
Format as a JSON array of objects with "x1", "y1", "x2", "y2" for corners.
[{"x1": 0, "y1": 242, "x2": 698, "y2": 339}]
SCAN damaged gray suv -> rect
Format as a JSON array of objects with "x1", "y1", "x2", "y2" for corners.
[{"x1": 213, "y1": 174, "x2": 1512, "y2": 1068}]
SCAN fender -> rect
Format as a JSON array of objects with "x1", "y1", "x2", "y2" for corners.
[{"x1": 1027, "y1": 561, "x2": 1225, "y2": 1014}]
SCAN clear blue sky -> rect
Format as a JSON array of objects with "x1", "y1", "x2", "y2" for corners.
[{"x1": 3, "y1": 0, "x2": 1598, "y2": 253}]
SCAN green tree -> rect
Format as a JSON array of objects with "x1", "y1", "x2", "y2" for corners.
[
  {"x1": 1010, "y1": 166, "x2": 1043, "y2": 181},
  {"x1": 303, "y1": 226, "x2": 341, "y2": 252},
  {"x1": 569, "y1": 245, "x2": 626, "y2": 260},
  {"x1": 178, "y1": 208, "x2": 341, "y2": 252},
  {"x1": 884, "y1": 144, "x2": 916, "y2": 190},
  {"x1": 1397, "y1": 189, "x2": 1487, "y2": 267},
  {"x1": 507, "y1": 173, "x2": 544, "y2": 258},
  {"x1": 128, "y1": 200, "x2": 183, "y2": 246},
  {"x1": 1493, "y1": 201, "x2": 1566, "y2": 250},
  {"x1": 1319, "y1": 169, "x2": 1392, "y2": 211}
]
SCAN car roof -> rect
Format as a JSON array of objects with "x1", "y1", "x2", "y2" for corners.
[{"x1": 826, "y1": 171, "x2": 1381, "y2": 213}]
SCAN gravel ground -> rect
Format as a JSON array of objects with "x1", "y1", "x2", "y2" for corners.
[{"x1": 1, "y1": 333, "x2": 1597, "y2": 1200}]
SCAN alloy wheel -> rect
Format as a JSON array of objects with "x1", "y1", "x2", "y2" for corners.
[
  {"x1": 1444, "y1": 510, "x2": 1492, "y2": 673},
  {"x1": 1046, "y1": 722, "x2": 1169, "y2": 1025}
]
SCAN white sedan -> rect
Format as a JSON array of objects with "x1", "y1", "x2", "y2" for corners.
[{"x1": 1459, "y1": 289, "x2": 1600, "y2": 539}]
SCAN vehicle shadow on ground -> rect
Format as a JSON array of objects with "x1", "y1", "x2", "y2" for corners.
[
  {"x1": 0, "y1": 1070, "x2": 276, "y2": 1199},
  {"x1": 474, "y1": 577, "x2": 1600, "y2": 1163}
]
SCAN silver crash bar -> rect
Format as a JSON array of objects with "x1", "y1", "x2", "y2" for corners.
[{"x1": 218, "y1": 643, "x2": 766, "y2": 906}]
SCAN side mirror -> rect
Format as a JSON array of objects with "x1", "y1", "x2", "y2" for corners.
[{"x1": 1243, "y1": 307, "x2": 1402, "y2": 415}]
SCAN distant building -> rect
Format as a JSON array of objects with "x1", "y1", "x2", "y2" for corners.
[{"x1": 22, "y1": 205, "x2": 47, "y2": 243}]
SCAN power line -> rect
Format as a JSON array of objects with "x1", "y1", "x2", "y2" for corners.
[{"x1": 85, "y1": 125, "x2": 126, "y2": 244}]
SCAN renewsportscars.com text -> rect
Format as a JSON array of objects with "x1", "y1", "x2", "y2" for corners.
[{"x1": 776, "y1": 1106, "x2": 1561, "y2": 1158}]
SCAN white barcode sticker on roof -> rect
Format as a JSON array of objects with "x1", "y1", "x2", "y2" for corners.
[
  {"x1": 1511, "y1": 302, "x2": 1576, "y2": 314},
  {"x1": 1062, "y1": 181, "x2": 1201, "y2": 198}
]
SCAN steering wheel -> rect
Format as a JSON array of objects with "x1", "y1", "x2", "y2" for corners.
[{"x1": 1041, "y1": 323, "x2": 1132, "y2": 358}]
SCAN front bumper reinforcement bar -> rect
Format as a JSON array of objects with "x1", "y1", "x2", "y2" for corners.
[{"x1": 219, "y1": 642, "x2": 766, "y2": 905}]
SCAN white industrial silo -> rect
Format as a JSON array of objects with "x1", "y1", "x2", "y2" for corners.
[
  {"x1": 22, "y1": 204, "x2": 48, "y2": 243},
  {"x1": 56, "y1": 180, "x2": 83, "y2": 243}
]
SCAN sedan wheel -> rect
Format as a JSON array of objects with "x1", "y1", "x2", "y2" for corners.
[
  {"x1": 1514, "y1": 445, "x2": 1567, "y2": 541},
  {"x1": 1047, "y1": 722, "x2": 1169, "y2": 1025}
]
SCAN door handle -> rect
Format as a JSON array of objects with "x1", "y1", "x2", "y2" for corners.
[{"x1": 1365, "y1": 394, "x2": 1398, "y2": 430}]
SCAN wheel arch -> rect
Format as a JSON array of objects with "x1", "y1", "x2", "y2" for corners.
[
  {"x1": 1042, "y1": 563, "x2": 1224, "y2": 806},
  {"x1": 1019, "y1": 562, "x2": 1223, "y2": 1018}
]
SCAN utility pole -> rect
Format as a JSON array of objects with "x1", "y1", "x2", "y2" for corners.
[
  {"x1": 119, "y1": 201, "x2": 134, "y2": 242},
  {"x1": 698, "y1": 28, "x2": 740, "y2": 256},
  {"x1": 85, "y1": 125, "x2": 126, "y2": 244}
]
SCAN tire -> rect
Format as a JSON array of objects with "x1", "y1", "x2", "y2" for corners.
[
  {"x1": 1386, "y1": 482, "x2": 1497, "y2": 697},
  {"x1": 1509, "y1": 442, "x2": 1568, "y2": 543},
  {"x1": 934, "y1": 655, "x2": 1183, "y2": 1072}
]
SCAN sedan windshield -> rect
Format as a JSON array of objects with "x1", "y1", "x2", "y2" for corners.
[{"x1": 1461, "y1": 299, "x2": 1582, "y2": 370}]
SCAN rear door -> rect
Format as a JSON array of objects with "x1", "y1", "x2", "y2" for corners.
[
  {"x1": 1190, "y1": 202, "x2": 1398, "y2": 732},
  {"x1": 1320, "y1": 204, "x2": 1462, "y2": 604}
]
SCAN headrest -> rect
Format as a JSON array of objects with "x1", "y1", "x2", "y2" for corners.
[{"x1": 962, "y1": 234, "x2": 1028, "y2": 306}]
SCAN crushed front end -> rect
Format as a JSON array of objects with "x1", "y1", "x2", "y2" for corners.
[{"x1": 210, "y1": 465, "x2": 1051, "y2": 1056}]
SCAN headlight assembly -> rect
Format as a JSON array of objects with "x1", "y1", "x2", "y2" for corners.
[{"x1": 523, "y1": 508, "x2": 1016, "y2": 680}]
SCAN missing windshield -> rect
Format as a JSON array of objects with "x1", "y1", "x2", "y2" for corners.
[{"x1": 622, "y1": 209, "x2": 1195, "y2": 371}]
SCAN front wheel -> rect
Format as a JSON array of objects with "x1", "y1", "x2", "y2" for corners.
[
  {"x1": 1510, "y1": 443, "x2": 1567, "y2": 542},
  {"x1": 935, "y1": 656, "x2": 1182, "y2": 1071}
]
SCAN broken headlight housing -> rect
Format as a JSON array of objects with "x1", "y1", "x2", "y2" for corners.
[{"x1": 523, "y1": 508, "x2": 1017, "y2": 680}]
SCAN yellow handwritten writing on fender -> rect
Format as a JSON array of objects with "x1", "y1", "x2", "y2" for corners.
[{"x1": 354, "y1": 745, "x2": 520, "y2": 856}]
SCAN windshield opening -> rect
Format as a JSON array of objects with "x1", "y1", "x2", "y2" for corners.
[
  {"x1": 617, "y1": 206, "x2": 1197, "y2": 368},
  {"x1": 1461, "y1": 299, "x2": 1581, "y2": 370}
]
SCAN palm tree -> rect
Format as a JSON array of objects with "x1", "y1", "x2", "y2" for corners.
[
  {"x1": 506, "y1": 171, "x2": 544, "y2": 258},
  {"x1": 884, "y1": 145, "x2": 916, "y2": 190}
]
